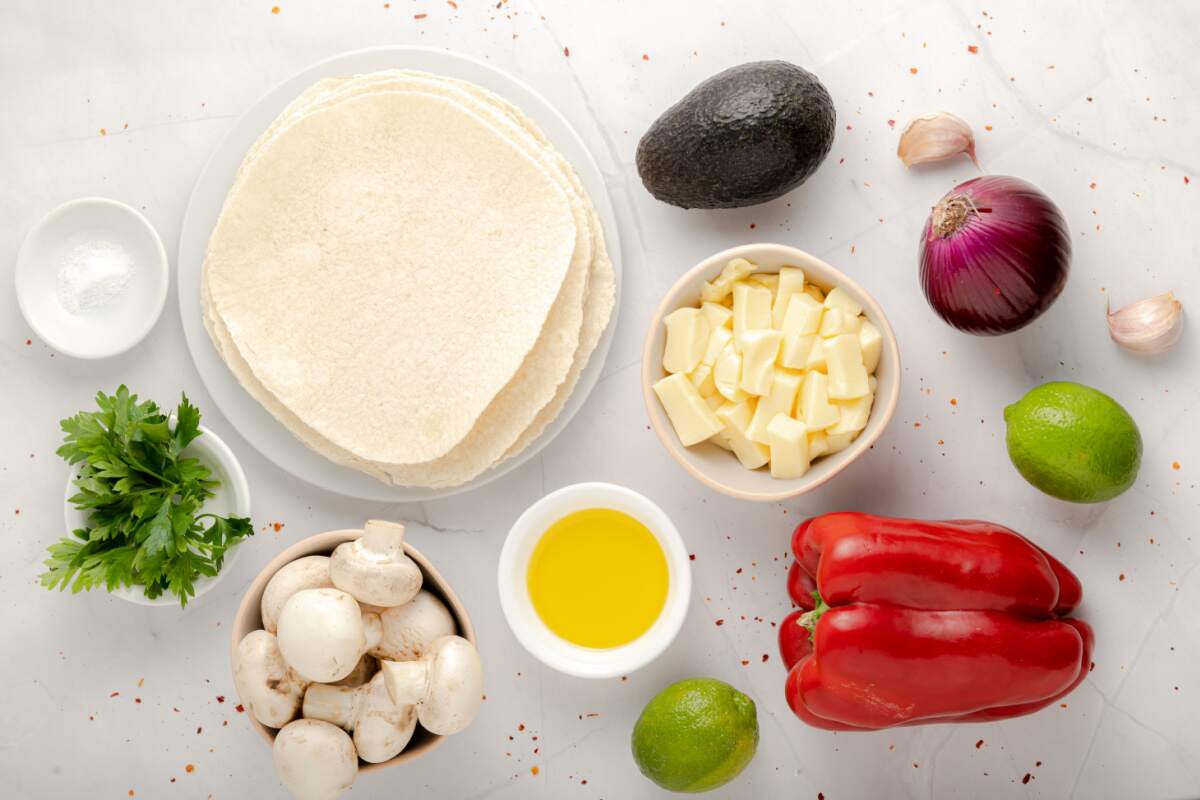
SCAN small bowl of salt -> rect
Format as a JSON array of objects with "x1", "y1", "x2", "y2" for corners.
[{"x1": 15, "y1": 197, "x2": 168, "y2": 359}]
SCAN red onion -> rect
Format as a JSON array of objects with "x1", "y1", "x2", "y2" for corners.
[{"x1": 918, "y1": 176, "x2": 1071, "y2": 335}]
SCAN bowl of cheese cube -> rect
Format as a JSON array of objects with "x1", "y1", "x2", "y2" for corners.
[{"x1": 642, "y1": 243, "x2": 900, "y2": 502}]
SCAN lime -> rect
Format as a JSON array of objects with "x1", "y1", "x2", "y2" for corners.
[
  {"x1": 1004, "y1": 381, "x2": 1142, "y2": 503},
  {"x1": 631, "y1": 678, "x2": 758, "y2": 793}
]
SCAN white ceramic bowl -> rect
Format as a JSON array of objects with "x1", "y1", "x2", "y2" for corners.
[
  {"x1": 642, "y1": 243, "x2": 901, "y2": 503},
  {"x1": 63, "y1": 424, "x2": 251, "y2": 606},
  {"x1": 497, "y1": 482, "x2": 691, "y2": 678},
  {"x1": 16, "y1": 197, "x2": 168, "y2": 359}
]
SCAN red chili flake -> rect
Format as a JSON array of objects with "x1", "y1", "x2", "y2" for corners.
[
  {"x1": 1022, "y1": 773, "x2": 1032, "y2": 784},
  {"x1": 1119, "y1": 574, "x2": 1126, "y2": 582},
  {"x1": 689, "y1": 554, "x2": 696, "y2": 561},
  {"x1": 621, "y1": 676, "x2": 628, "y2": 682},
  {"x1": 913, "y1": 422, "x2": 921, "y2": 429},
  {"x1": 235, "y1": 704, "x2": 245, "y2": 713},
  {"x1": 819, "y1": 794, "x2": 825, "y2": 800},
  {"x1": 563, "y1": 46, "x2": 570, "y2": 57},
  {"x1": 642, "y1": 53, "x2": 650, "y2": 61},
  {"x1": 517, "y1": 723, "x2": 525, "y2": 731},
  {"x1": 887, "y1": 119, "x2": 896, "y2": 128},
  {"x1": 170, "y1": 778, "x2": 176, "y2": 783},
  {"x1": 128, "y1": 792, "x2": 135, "y2": 798},
  {"x1": 110, "y1": 692, "x2": 120, "y2": 698},
  {"x1": 984, "y1": 124, "x2": 993, "y2": 131},
  {"x1": 976, "y1": 739, "x2": 984, "y2": 749},
  {"x1": 447, "y1": 0, "x2": 457, "y2": 6},
  {"x1": 271, "y1": 522, "x2": 284, "y2": 532},
  {"x1": 24, "y1": 339, "x2": 31, "y2": 345},
  {"x1": 271, "y1": 5, "x2": 280, "y2": 13},
  {"x1": 740, "y1": 659, "x2": 749, "y2": 666},
  {"x1": 1036, "y1": 761, "x2": 1042, "y2": 767},
  {"x1": 530, "y1": 766, "x2": 540, "y2": 776},
  {"x1": 414, "y1": 12, "x2": 427, "y2": 19},
  {"x1": 215, "y1": 695, "x2": 225, "y2": 703},
  {"x1": 581, "y1": 779, "x2": 588, "y2": 785},
  {"x1": 735, "y1": 568, "x2": 743, "y2": 574},
  {"x1": 967, "y1": 45, "x2": 979, "y2": 53},
  {"x1": 185, "y1": 764, "x2": 195, "y2": 774},
  {"x1": 1185, "y1": 176, "x2": 1191, "y2": 185},
  {"x1": 1089, "y1": 182, "x2": 1097, "y2": 189},
  {"x1": 748, "y1": 223, "x2": 757, "y2": 230},
  {"x1": 1172, "y1": 461, "x2": 1181, "y2": 470},
  {"x1": 196, "y1": 726, "x2": 202, "y2": 734},
  {"x1": 13, "y1": 509, "x2": 19, "y2": 515},
  {"x1": 134, "y1": 697, "x2": 142, "y2": 704},
  {"x1": 761, "y1": 654, "x2": 769, "y2": 662},
  {"x1": 715, "y1": 619, "x2": 725, "y2": 626},
  {"x1": 909, "y1": 67, "x2": 919, "y2": 74}
]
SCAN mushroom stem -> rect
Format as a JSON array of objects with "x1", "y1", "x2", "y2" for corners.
[
  {"x1": 361, "y1": 519, "x2": 406, "y2": 560},
  {"x1": 380, "y1": 635, "x2": 483, "y2": 736},
  {"x1": 381, "y1": 659, "x2": 429, "y2": 706}
]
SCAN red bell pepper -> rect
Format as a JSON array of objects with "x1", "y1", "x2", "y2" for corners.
[{"x1": 778, "y1": 513, "x2": 1093, "y2": 731}]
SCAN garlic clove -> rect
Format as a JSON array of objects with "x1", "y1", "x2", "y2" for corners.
[
  {"x1": 897, "y1": 112, "x2": 980, "y2": 168},
  {"x1": 1107, "y1": 292, "x2": 1184, "y2": 354}
]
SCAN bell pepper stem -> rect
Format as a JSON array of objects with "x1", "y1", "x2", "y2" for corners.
[{"x1": 798, "y1": 591, "x2": 829, "y2": 635}]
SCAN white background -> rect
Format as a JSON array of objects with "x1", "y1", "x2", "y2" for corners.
[{"x1": 2, "y1": 1, "x2": 1198, "y2": 798}]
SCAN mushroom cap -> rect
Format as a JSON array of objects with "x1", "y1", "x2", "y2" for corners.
[
  {"x1": 329, "y1": 525, "x2": 422, "y2": 608},
  {"x1": 262, "y1": 556, "x2": 333, "y2": 634},
  {"x1": 353, "y1": 673, "x2": 418, "y2": 763},
  {"x1": 277, "y1": 588, "x2": 368, "y2": 683},
  {"x1": 328, "y1": 654, "x2": 378, "y2": 688},
  {"x1": 384, "y1": 635, "x2": 483, "y2": 736},
  {"x1": 272, "y1": 719, "x2": 358, "y2": 800},
  {"x1": 373, "y1": 590, "x2": 457, "y2": 662},
  {"x1": 233, "y1": 630, "x2": 306, "y2": 728}
]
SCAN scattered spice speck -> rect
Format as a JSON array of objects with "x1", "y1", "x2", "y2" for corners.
[
  {"x1": 984, "y1": 124, "x2": 993, "y2": 131},
  {"x1": 414, "y1": 12, "x2": 427, "y2": 19},
  {"x1": 715, "y1": 619, "x2": 725, "y2": 626},
  {"x1": 530, "y1": 766, "x2": 540, "y2": 776},
  {"x1": 563, "y1": 47, "x2": 570, "y2": 57},
  {"x1": 642, "y1": 53, "x2": 650, "y2": 61},
  {"x1": 99, "y1": 128, "x2": 107, "y2": 136},
  {"x1": 1022, "y1": 773, "x2": 1032, "y2": 784},
  {"x1": 235, "y1": 704, "x2": 245, "y2": 713},
  {"x1": 271, "y1": 5, "x2": 280, "y2": 13},
  {"x1": 216, "y1": 695, "x2": 225, "y2": 703},
  {"x1": 976, "y1": 739, "x2": 984, "y2": 749},
  {"x1": 1119, "y1": 574, "x2": 1126, "y2": 582},
  {"x1": 740, "y1": 659, "x2": 750, "y2": 666},
  {"x1": 1172, "y1": 461, "x2": 1180, "y2": 470},
  {"x1": 909, "y1": 67, "x2": 919, "y2": 74},
  {"x1": 185, "y1": 764, "x2": 195, "y2": 774},
  {"x1": 967, "y1": 45, "x2": 979, "y2": 53}
]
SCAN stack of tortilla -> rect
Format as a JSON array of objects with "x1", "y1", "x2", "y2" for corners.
[{"x1": 201, "y1": 70, "x2": 615, "y2": 488}]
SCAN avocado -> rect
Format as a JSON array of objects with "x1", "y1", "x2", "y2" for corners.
[{"x1": 636, "y1": 61, "x2": 836, "y2": 210}]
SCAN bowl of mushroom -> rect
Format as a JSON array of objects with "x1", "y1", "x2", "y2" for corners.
[{"x1": 231, "y1": 520, "x2": 482, "y2": 799}]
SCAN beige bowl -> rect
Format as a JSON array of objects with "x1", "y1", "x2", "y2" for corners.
[
  {"x1": 230, "y1": 528, "x2": 476, "y2": 772},
  {"x1": 642, "y1": 243, "x2": 901, "y2": 502}
]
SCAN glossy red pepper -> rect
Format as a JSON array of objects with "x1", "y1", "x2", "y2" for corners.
[{"x1": 778, "y1": 513, "x2": 1093, "y2": 730}]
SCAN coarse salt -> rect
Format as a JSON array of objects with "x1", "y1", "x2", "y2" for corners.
[{"x1": 56, "y1": 240, "x2": 135, "y2": 314}]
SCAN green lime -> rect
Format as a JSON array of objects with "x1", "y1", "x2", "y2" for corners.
[
  {"x1": 1004, "y1": 381, "x2": 1142, "y2": 503},
  {"x1": 631, "y1": 678, "x2": 758, "y2": 793}
]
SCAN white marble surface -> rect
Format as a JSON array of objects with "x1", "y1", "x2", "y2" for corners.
[{"x1": 2, "y1": 1, "x2": 1198, "y2": 798}]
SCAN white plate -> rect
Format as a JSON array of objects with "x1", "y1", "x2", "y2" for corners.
[
  {"x1": 177, "y1": 46, "x2": 622, "y2": 502},
  {"x1": 17, "y1": 197, "x2": 168, "y2": 359},
  {"x1": 63, "y1": 423, "x2": 251, "y2": 607}
]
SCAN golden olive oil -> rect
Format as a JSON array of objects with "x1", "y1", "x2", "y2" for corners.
[{"x1": 526, "y1": 507, "x2": 669, "y2": 649}]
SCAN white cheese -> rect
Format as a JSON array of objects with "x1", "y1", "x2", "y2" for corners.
[
  {"x1": 700, "y1": 301, "x2": 734, "y2": 332},
  {"x1": 653, "y1": 373, "x2": 725, "y2": 446},
  {"x1": 713, "y1": 341, "x2": 749, "y2": 402},
  {"x1": 662, "y1": 307, "x2": 710, "y2": 374},
  {"x1": 805, "y1": 337, "x2": 827, "y2": 373},
  {"x1": 803, "y1": 284, "x2": 826, "y2": 303},
  {"x1": 701, "y1": 258, "x2": 755, "y2": 303},
  {"x1": 808, "y1": 429, "x2": 829, "y2": 458},
  {"x1": 772, "y1": 267, "x2": 807, "y2": 327},
  {"x1": 767, "y1": 413, "x2": 811, "y2": 479},
  {"x1": 859, "y1": 319, "x2": 883, "y2": 373},
  {"x1": 716, "y1": 399, "x2": 770, "y2": 469},
  {"x1": 747, "y1": 273, "x2": 779, "y2": 292},
  {"x1": 798, "y1": 370, "x2": 840, "y2": 430},
  {"x1": 737, "y1": 330, "x2": 783, "y2": 396},
  {"x1": 829, "y1": 392, "x2": 873, "y2": 435},
  {"x1": 732, "y1": 282, "x2": 773, "y2": 341},
  {"x1": 825, "y1": 334, "x2": 869, "y2": 400},
  {"x1": 778, "y1": 333, "x2": 816, "y2": 370},
  {"x1": 818, "y1": 308, "x2": 862, "y2": 338},
  {"x1": 703, "y1": 325, "x2": 733, "y2": 366},
  {"x1": 780, "y1": 292, "x2": 824, "y2": 337},
  {"x1": 823, "y1": 286, "x2": 863, "y2": 318},
  {"x1": 688, "y1": 362, "x2": 717, "y2": 398},
  {"x1": 826, "y1": 430, "x2": 856, "y2": 454},
  {"x1": 747, "y1": 369, "x2": 803, "y2": 444}
]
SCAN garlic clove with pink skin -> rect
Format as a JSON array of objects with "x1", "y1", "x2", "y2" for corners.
[
  {"x1": 898, "y1": 112, "x2": 980, "y2": 168},
  {"x1": 1107, "y1": 292, "x2": 1184, "y2": 354}
]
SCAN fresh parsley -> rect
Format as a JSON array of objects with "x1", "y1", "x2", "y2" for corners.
[{"x1": 41, "y1": 386, "x2": 254, "y2": 607}]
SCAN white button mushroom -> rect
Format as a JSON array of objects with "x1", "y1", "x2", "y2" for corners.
[
  {"x1": 303, "y1": 672, "x2": 418, "y2": 763},
  {"x1": 330, "y1": 520, "x2": 422, "y2": 607},
  {"x1": 276, "y1": 588, "x2": 382, "y2": 683},
  {"x1": 371, "y1": 590, "x2": 457, "y2": 662},
  {"x1": 233, "y1": 630, "x2": 309, "y2": 728},
  {"x1": 272, "y1": 718, "x2": 358, "y2": 800},
  {"x1": 261, "y1": 555, "x2": 334, "y2": 634},
  {"x1": 328, "y1": 654, "x2": 378, "y2": 689},
  {"x1": 381, "y1": 635, "x2": 483, "y2": 735}
]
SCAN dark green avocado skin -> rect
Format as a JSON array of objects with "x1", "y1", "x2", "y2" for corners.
[{"x1": 636, "y1": 61, "x2": 837, "y2": 210}]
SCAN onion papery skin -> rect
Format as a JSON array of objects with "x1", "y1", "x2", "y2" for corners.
[{"x1": 919, "y1": 176, "x2": 1071, "y2": 335}]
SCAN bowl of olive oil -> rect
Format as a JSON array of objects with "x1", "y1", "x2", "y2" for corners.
[{"x1": 497, "y1": 482, "x2": 692, "y2": 678}]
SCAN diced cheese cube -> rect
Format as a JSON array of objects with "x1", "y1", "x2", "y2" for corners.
[
  {"x1": 768, "y1": 414, "x2": 811, "y2": 479},
  {"x1": 704, "y1": 394, "x2": 725, "y2": 412},
  {"x1": 772, "y1": 267, "x2": 807, "y2": 327},
  {"x1": 688, "y1": 362, "x2": 717, "y2": 398},
  {"x1": 702, "y1": 326, "x2": 733, "y2": 366},
  {"x1": 747, "y1": 369, "x2": 803, "y2": 444},
  {"x1": 778, "y1": 333, "x2": 816, "y2": 370},
  {"x1": 803, "y1": 284, "x2": 826, "y2": 303},
  {"x1": 716, "y1": 399, "x2": 769, "y2": 469},
  {"x1": 798, "y1": 370, "x2": 840, "y2": 430},
  {"x1": 701, "y1": 258, "x2": 755, "y2": 302},
  {"x1": 780, "y1": 293, "x2": 824, "y2": 337},
  {"x1": 662, "y1": 307, "x2": 710, "y2": 374},
  {"x1": 868, "y1": 375, "x2": 878, "y2": 394},
  {"x1": 737, "y1": 330, "x2": 783, "y2": 396},
  {"x1": 808, "y1": 429, "x2": 829, "y2": 458},
  {"x1": 859, "y1": 319, "x2": 883, "y2": 373},
  {"x1": 713, "y1": 342, "x2": 749, "y2": 402},
  {"x1": 825, "y1": 334, "x2": 870, "y2": 400},
  {"x1": 700, "y1": 301, "x2": 734, "y2": 331},
  {"x1": 732, "y1": 282, "x2": 774, "y2": 341},
  {"x1": 830, "y1": 392, "x2": 874, "y2": 436},
  {"x1": 707, "y1": 393, "x2": 733, "y2": 451},
  {"x1": 653, "y1": 373, "x2": 725, "y2": 446},
  {"x1": 823, "y1": 286, "x2": 863, "y2": 318},
  {"x1": 818, "y1": 308, "x2": 862, "y2": 338},
  {"x1": 747, "y1": 272, "x2": 779, "y2": 292},
  {"x1": 805, "y1": 337, "x2": 827, "y2": 373},
  {"x1": 826, "y1": 431, "x2": 856, "y2": 454}
]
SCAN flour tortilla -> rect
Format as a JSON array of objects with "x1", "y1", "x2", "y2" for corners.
[{"x1": 203, "y1": 89, "x2": 577, "y2": 465}]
